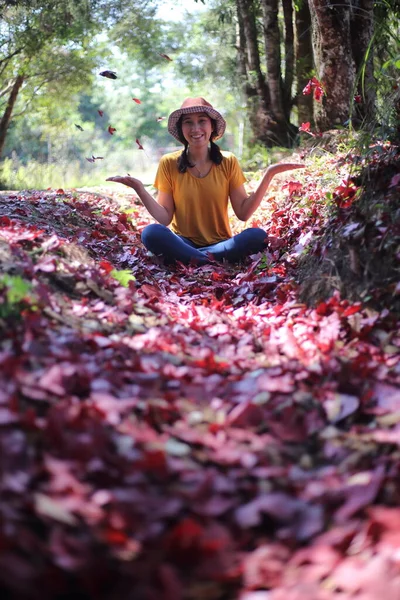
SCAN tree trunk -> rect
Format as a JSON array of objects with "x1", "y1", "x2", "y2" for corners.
[
  {"x1": 236, "y1": 0, "x2": 297, "y2": 146},
  {"x1": 0, "y1": 74, "x2": 24, "y2": 158},
  {"x1": 308, "y1": 0, "x2": 355, "y2": 130},
  {"x1": 261, "y1": 0, "x2": 284, "y2": 121},
  {"x1": 350, "y1": 0, "x2": 375, "y2": 123},
  {"x1": 295, "y1": 0, "x2": 313, "y2": 125},
  {"x1": 236, "y1": 0, "x2": 273, "y2": 144},
  {"x1": 282, "y1": 0, "x2": 294, "y2": 115}
]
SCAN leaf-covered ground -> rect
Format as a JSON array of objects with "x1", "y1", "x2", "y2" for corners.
[{"x1": 0, "y1": 145, "x2": 399, "y2": 600}]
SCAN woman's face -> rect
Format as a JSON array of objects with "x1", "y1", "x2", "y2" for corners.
[{"x1": 180, "y1": 112, "x2": 213, "y2": 148}]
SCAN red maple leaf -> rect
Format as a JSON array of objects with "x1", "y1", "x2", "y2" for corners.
[
  {"x1": 333, "y1": 179, "x2": 359, "y2": 208},
  {"x1": 132, "y1": 98, "x2": 142, "y2": 104},
  {"x1": 108, "y1": 126, "x2": 116, "y2": 135},
  {"x1": 299, "y1": 122, "x2": 311, "y2": 132},
  {"x1": 98, "y1": 110, "x2": 104, "y2": 117},
  {"x1": 99, "y1": 260, "x2": 113, "y2": 273},
  {"x1": 303, "y1": 77, "x2": 325, "y2": 102}
]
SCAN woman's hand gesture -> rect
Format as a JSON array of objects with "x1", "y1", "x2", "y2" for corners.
[
  {"x1": 106, "y1": 175, "x2": 144, "y2": 193},
  {"x1": 266, "y1": 162, "x2": 305, "y2": 177}
]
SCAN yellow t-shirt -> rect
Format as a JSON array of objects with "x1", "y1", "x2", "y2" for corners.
[{"x1": 153, "y1": 150, "x2": 246, "y2": 246}]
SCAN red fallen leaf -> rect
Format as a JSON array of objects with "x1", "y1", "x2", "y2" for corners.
[
  {"x1": 333, "y1": 179, "x2": 359, "y2": 208},
  {"x1": 299, "y1": 122, "x2": 311, "y2": 132},
  {"x1": 108, "y1": 126, "x2": 116, "y2": 135},
  {"x1": 335, "y1": 465, "x2": 385, "y2": 523},
  {"x1": 140, "y1": 283, "x2": 160, "y2": 300},
  {"x1": 56, "y1": 188, "x2": 65, "y2": 194},
  {"x1": 165, "y1": 517, "x2": 204, "y2": 553},
  {"x1": 136, "y1": 138, "x2": 144, "y2": 150},
  {"x1": 243, "y1": 544, "x2": 290, "y2": 590},
  {"x1": 99, "y1": 260, "x2": 113, "y2": 273},
  {"x1": 105, "y1": 528, "x2": 128, "y2": 545},
  {"x1": 323, "y1": 392, "x2": 360, "y2": 423},
  {"x1": 98, "y1": 109, "x2": 104, "y2": 117},
  {"x1": 159, "y1": 53, "x2": 173, "y2": 61},
  {"x1": 342, "y1": 302, "x2": 362, "y2": 317},
  {"x1": 368, "y1": 506, "x2": 400, "y2": 547},
  {"x1": 132, "y1": 98, "x2": 142, "y2": 104},
  {"x1": 390, "y1": 173, "x2": 400, "y2": 188},
  {"x1": 372, "y1": 382, "x2": 400, "y2": 412},
  {"x1": 354, "y1": 94, "x2": 362, "y2": 103},
  {"x1": 282, "y1": 181, "x2": 303, "y2": 195},
  {"x1": 235, "y1": 492, "x2": 323, "y2": 541}
]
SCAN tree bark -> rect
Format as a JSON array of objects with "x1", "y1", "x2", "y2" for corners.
[
  {"x1": 236, "y1": 0, "x2": 297, "y2": 146},
  {"x1": 308, "y1": 0, "x2": 355, "y2": 130},
  {"x1": 295, "y1": 0, "x2": 313, "y2": 125},
  {"x1": 350, "y1": 0, "x2": 375, "y2": 123},
  {"x1": 282, "y1": 0, "x2": 294, "y2": 114},
  {"x1": 0, "y1": 74, "x2": 24, "y2": 158},
  {"x1": 261, "y1": 0, "x2": 283, "y2": 121}
]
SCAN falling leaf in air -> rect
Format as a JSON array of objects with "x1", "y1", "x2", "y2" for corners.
[
  {"x1": 86, "y1": 157, "x2": 95, "y2": 163},
  {"x1": 75, "y1": 124, "x2": 84, "y2": 131},
  {"x1": 159, "y1": 53, "x2": 172, "y2": 61},
  {"x1": 108, "y1": 126, "x2": 116, "y2": 135},
  {"x1": 92, "y1": 156, "x2": 104, "y2": 160},
  {"x1": 136, "y1": 138, "x2": 144, "y2": 150},
  {"x1": 132, "y1": 98, "x2": 142, "y2": 104},
  {"x1": 99, "y1": 70, "x2": 117, "y2": 79},
  {"x1": 156, "y1": 116, "x2": 165, "y2": 122},
  {"x1": 98, "y1": 110, "x2": 104, "y2": 117}
]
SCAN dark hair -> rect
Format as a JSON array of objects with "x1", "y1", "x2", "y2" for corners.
[{"x1": 176, "y1": 116, "x2": 224, "y2": 173}]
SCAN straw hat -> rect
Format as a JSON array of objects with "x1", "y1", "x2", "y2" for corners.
[{"x1": 167, "y1": 97, "x2": 226, "y2": 143}]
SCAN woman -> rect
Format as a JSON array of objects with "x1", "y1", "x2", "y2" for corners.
[{"x1": 106, "y1": 97, "x2": 304, "y2": 265}]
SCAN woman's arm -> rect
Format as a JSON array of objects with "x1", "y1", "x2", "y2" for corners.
[
  {"x1": 106, "y1": 175, "x2": 174, "y2": 226},
  {"x1": 230, "y1": 162, "x2": 305, "y2": 222}
]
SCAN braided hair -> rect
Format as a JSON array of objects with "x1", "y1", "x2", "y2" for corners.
[{"x1": 176, "y1": 117, "x2": 223, "y2": 173}]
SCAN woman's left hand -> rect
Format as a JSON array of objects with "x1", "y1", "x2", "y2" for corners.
[{"x1": 266, "y1": 163, "x2": 305, "y2": 177}]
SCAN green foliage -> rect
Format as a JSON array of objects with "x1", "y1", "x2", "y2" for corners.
[
  {"x1": 110, "y1": 269, "x2": 136, "y2": 287},
  {"x1": 0, "y1": 274, "x2": 36, "y2": 318}
]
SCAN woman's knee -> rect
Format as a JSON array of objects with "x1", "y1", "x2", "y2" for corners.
[
  {"x1": 242, "y1": 227, "x2": 268, "y2": 245},
  {"x1": 141, "y1": 223, "x2": 169, "y2": 246}
]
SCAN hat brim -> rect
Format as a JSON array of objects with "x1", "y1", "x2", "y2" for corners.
[{"x1": 167, "y1": 105, "x2": 226, "y2": 143}]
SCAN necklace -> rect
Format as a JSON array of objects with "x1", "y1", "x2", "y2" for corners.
[
  {"x1": 188, "y1": 150, "x2": 210, "y2": 178},
  {"x1": 193, "y1": 164, "x2": 205, "y2": 178}
]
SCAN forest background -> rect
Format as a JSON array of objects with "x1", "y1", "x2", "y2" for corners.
[{"x1": 1, "y1": 0, "x2": 399, "y2": 191}]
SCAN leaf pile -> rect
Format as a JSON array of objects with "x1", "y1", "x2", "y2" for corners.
[
  {"x1": 297, "y1": 141, "x2": 400, "y2": 314},
  {"x1": 0, "y1": 152, "x2": 399, "y2": 599}
]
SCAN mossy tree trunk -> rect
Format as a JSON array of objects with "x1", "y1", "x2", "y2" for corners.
[
  {"x1": 0, "y1": 74, "x2": 24, "y2": 159},
  {"x1": 295, "y1": 0, "x2": 314, "y2": 125},
  {"x1": 236, "y1": 0, "x2": 297, "y2": 147},
  {"x1": 308, "y1": 0, "x2": 356, "y2": 129}
]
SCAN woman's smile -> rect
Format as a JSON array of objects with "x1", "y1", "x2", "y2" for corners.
[{"x1": 181, "y1": 112, "x2": 213, "y2": 146}]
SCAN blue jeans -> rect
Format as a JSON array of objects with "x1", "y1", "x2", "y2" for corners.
[{"x1": 141, "y1": 224, "x2": 268, "y2": 265}]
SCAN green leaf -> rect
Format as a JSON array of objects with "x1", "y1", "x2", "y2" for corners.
[
  {"x1": 0, "y1": 275, "x2": 32, "y2": 304},
  {"x1": 110, "y1": 269, "x2": 136, "y2": 287}
]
